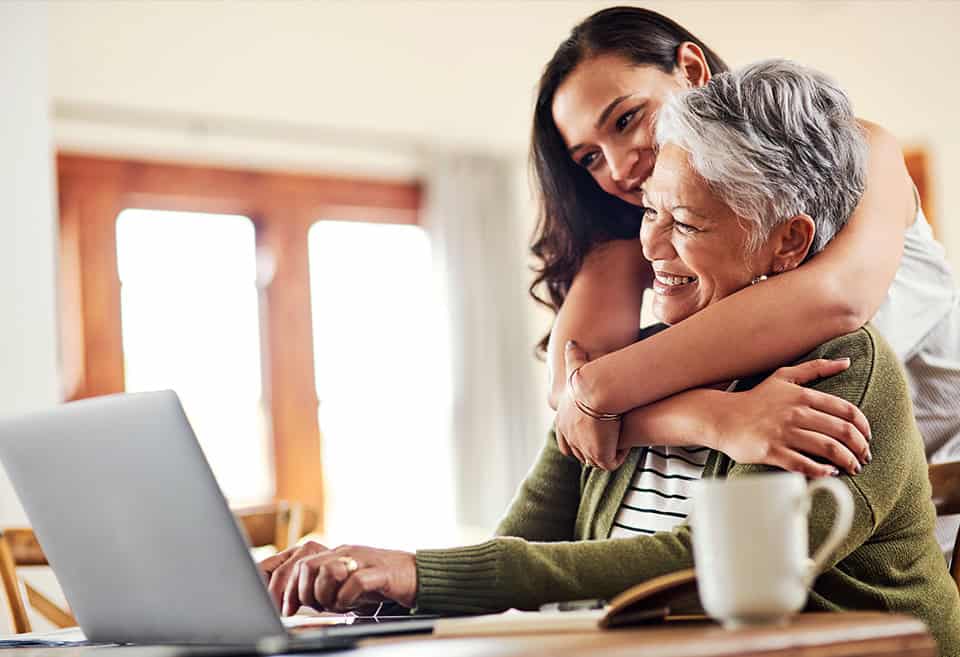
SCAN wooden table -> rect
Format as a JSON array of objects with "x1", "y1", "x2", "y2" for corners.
[
  {"x1": 356, "y1": 612, "x2": 936, "y2": 657},
  {"x1": 0, "y1": 612, "x2": 936, "y2": 657}
]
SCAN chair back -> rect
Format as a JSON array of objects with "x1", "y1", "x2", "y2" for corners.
[
  {"x1": 0, "y1": 501, "x2": 318, "y2": 633},
  {"x1": 233, "y1": 501, "x2": 319, "y2": 551},
  {"x1": 928, "y1": 461, "x2": 960, "y2": 588},
  {"x1": 0, "y1": 528, "x2": 75, "y2": 634}
]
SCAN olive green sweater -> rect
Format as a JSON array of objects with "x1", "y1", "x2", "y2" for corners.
[{"x1": 415, "y1": 326, "x2": 960, "y2": 656}]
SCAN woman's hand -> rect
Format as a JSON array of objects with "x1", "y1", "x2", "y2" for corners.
[
  {"x1": 257, "y1": 541, "x2": 417, "y2": 615},
  {"x1": 556, "y1": 341, "x2": 628, "y2": 471},
  {"x1": 713, "y1": 358, "x2": 872, "y2": 478}
]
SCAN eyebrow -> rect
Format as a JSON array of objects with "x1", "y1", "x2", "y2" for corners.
[
  {"x1": 637, "y1": 188, "x2": 706, "y2": 219},
  {"x1": 672, "y1": 206, "x2": 709, "y2": 220},
  {"x1": 567, "y1": 93, "x2": 639, "y2": 155},
  {"x1": 595, "y1": 94, "x2": 633, "y2": 131}
]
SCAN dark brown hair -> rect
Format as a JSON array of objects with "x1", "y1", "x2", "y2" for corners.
[{"x1": 529, "y1": 6, "x2": 729, "y2": 354}]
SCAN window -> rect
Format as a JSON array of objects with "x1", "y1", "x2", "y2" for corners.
[
  {"x1": 308, "y1": 221, "x2": 454, "y2": 548},
  {"x1": 57, "y1": 154, "x2": 421, "y2": 530},
  {"x1": 115, "y1": 209, "x2": 270, "y2": 504}
]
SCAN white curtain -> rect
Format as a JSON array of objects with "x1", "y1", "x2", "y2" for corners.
[{"x1": 423, "y1": 153, "x2": 548, "y2": 535}]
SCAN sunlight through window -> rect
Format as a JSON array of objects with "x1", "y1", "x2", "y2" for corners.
[
  {"x1": 115, "y1": 209, "x2": 272, "y2": 505},
  {"x1": 309, "y1": 221, "x2": 454, "y2": 550}
]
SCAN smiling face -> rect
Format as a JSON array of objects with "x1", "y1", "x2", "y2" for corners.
[
  {"x1": 552, "y1": 53, "x2": 689, "y2": 206},
  {"x1": 640, "y1": 144, "x2": 774, "y2": 325}
]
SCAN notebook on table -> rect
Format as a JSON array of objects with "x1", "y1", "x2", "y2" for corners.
[{"x1": 433, "y1": 568, "x2": 701, "y2": 637}]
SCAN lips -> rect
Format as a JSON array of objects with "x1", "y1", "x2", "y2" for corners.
[
  {"x1": 655, "y1": 273, "x2": 695, "y2": 286},
  {"x1": 654, "y1": 271, "x2": 697, "y2": 285},
  {"x1": 653, "y1": 271, "x2": 697, "y2": 295}
]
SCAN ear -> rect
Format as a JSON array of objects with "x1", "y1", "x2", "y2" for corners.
[
  {"x1": 769, "y1": 214, "x2": 816, "y2": 273},
  {"x1": 675, "y1": 42, "x2": 711, "y2": 87}
]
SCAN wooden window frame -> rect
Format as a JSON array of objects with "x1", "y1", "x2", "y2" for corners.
[{"x1": 57, "y1": 153, "x2": 421, "y2": 531}]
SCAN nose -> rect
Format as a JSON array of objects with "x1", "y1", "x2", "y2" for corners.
[
  {"x1": 605, "y1": 145, "x2": 639, "y2": 188},
  {"x1": 640, "y1": 213, "x2": 675, "y2": 262},
  {"x1": 606, "y1": 145, "x2": 656, "y2": 193}
]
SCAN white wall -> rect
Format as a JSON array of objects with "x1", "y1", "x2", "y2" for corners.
[
  {"x1": 0, "y1": 3, "x2": 61, "y2": 523},
  {"x1": 0, "y1": 1, "x2": 65, "y2": 632},
  {"x1": 47, "y1": 1, "x2": 960, "y2": 267},
  {"x1": 47, "y1": 1, "x2": 960, "y2": 365}
]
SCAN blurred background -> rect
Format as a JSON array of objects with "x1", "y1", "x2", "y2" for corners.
[{"x1": 1, "y1": 0, "x2": 958, "y2": 632}]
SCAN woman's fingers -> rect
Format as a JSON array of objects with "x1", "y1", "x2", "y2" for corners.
[
  {"x1": 282, "y1": 561, "x2": 304, "y2": 616},
  {"x1": 797, "y1": 406, "x2": 869, "y2": 468},
  {"x1": 590, "y1": 445, "x2": 619, "y2": 471},
  {"x1": 788, "y1": 428, "x2": 862, "y2": 475},
  {"x1": 315, "y1": 559, "x2": 352, "y2": 610},
  {"x1": 570, "y1": 444, "x2": 588, "y2": 466},
  {"x1": 296, "y1": 560, "x2": 319, "y2": 612},
  {"x1": 775, "y1": 358, "x2": 850, "y2": 385},
  {"x1": 268, "y1": 554, "x2": 302, "y2": 610},
  {"x1": 266, "y1": 542, "x2": 330, "y2": 613},
  {"x1": 612, "y1": 448, "x2": 630, "y2": 469},
  {"x1": 258, "y1": 549, "x2": 294, "y2": 579},
  {"x1": 555, "y1": 429, "x2": 573, "y2": 458},
  {"x1": 805, "y1": 387, "x2": 872, "y2": 444},
  {"x1": 771, "y1": 446, "x2": 839, "y2": 479},
  {"x1": 563, "y1": 341, "x2": 589, "y2": 390},
  {"x1": 335, "y1": 568, "x2": 389, "y2": 611}
]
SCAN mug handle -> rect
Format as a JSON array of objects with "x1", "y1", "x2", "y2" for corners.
[{"x1": 802, "y1": 477, "x2": 854, "y2": 586}]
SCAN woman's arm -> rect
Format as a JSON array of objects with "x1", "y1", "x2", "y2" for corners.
[
  {"x1": 494, "y1": 432, "x2": 583, "y2": 542},
  {"x1": 572, "y1": 121, "x2": 914, "y2": 414},
  {"x1": 618, "y1": 358, "x2": 872, "y2": 478},
  {"x1": 546, "y1": 239, "x2": 651, "y2": 410},
  {"x1": 416, "y1": 330, "x2": 900, "y2": 616},
  {"x1": 559, "y1": 335, "x2": 871, "y2": 476}
]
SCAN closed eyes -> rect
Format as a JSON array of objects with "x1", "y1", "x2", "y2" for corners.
[{"x1": 642, "y1": 208, "x2": 699, "y2": 234}]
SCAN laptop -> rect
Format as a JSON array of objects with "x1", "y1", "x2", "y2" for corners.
[{"x1": 0, "y1": 390, "x2": 436, "y2": 650}]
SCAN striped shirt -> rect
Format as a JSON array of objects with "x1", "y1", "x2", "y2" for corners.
[{"x1": 608, "y1": 445, "x2": 710, "y2": 538}]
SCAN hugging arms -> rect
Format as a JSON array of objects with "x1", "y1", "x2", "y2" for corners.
[
  {"x1": 258, "y1": 60, "x2": 960, "y2": 657},
  {"x1": 546, "y1": 111, "x2": 912, "y2": 475},
  {"x1": 257, "y1": 6, "x2": 960, "y2": 654}
]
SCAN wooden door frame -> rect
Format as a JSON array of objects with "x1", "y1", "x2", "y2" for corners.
[{"x1": 57, "y1": 153, "x2": 422, "y2": 528}]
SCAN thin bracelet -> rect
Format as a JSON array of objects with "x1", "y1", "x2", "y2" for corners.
[{"x1": 568, "y1": 366, "x2": 623, "y2": 422}]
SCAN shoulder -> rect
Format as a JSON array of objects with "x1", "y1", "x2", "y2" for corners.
[
  {"x1": 801, "y1": 324, "x2": 876, "y2": 366},
  {"x1": 797, "y1": 326, "x2": 876, "y2": 407},
  {"x1": 566, "y1": 239, "x2": 651, "y2": 307},
  {"x1": 798, "y1": 324, "x2": 905, "y2": 409},
  {"x1": 578, "y1": 240, "x2": 649, "y2": 282},
  {"x1": 855, "y1": 118, "x2": 901, "y2": 153}
]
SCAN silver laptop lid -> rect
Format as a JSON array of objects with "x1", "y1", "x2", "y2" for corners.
[{"x1": 0, "y1": 390, "x2": 284, "y2": 644}]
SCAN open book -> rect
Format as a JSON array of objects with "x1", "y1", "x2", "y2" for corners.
[{"x1": 433, "y1": 568, "x2": 701, "y2": 637}]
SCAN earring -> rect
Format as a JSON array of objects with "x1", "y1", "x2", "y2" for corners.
[{"x1": 750, "y1": 274, "x2": 768, "y2": 286}]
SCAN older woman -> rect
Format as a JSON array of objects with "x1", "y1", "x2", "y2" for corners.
[{"x1": 261, "y1": 61, "x2": 960, "y2": 655}]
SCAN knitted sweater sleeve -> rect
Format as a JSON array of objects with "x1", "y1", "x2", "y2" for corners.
[
  {"x1": 493, "y1": 430, "x2": 583, "y2": 542},
  {"x1": 413, "y1": 327, "x2": 901, "y2": 616},
  {"x1": 416, "y1": 433, "x2": 696, "y2": 613}
]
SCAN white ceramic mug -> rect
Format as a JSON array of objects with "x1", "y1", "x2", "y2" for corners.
[{"x1": 690, "y1": 472, "x2": 854, "y2": 628}]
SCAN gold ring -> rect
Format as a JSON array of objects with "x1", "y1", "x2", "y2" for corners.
[{"x1": 338, "y1": 556, "x2": 359, "y2": 573}]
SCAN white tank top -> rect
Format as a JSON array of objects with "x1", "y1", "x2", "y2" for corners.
[
  {"x1": 866, "y1": 204, "x2": 960, "y2": 554},
  {"x1": 871, "y1": 206, "x2": 959, "y2": 461}
]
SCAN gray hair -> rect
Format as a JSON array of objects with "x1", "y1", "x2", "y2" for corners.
[{"x1": 655, "y1": 58, "x2": 868, "y2": 257}]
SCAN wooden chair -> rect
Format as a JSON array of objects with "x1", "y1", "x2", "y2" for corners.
[
  {"x1": 232, "y1": 500, "x2": 319, "y2": 551},
  {"x1": 0, "y1": 528, "x2": 76, "y2": 634},
  {"x1": 0, "y1": 501, "x2": 318, "y2": 634},
  {"x1": 928, "y1": 461, "x2": 960, "y2": 589}
]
